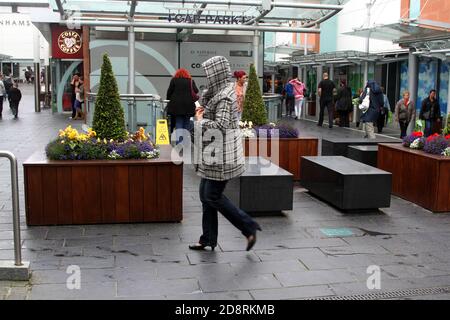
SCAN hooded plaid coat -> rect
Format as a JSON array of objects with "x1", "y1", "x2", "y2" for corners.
[{"x1": 194, "y1": 56, "x2": 245, "y2": 181}]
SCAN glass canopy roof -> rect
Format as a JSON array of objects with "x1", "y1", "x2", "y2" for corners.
[{"x1": 46, "y1": 0, "x2": 349, "y2": 25}]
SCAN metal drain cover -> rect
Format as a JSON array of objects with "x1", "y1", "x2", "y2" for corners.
[{"x1": 310, "y1": 286, "x2": 450, "y2": 300}]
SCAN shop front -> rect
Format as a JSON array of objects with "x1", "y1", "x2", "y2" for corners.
[{"x1": 50, "y1": 25, "x2": 86, "y2": 113}]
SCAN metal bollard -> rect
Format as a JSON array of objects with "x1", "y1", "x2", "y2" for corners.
[{"x1": 0, "y1": 151, "x2": 30, "y2": 280}]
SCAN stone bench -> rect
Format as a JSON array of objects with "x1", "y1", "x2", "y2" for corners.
[
  {"x1": 225, "y1": 157, "x2": 293, "y2": 214},
  {"x1": 322, "y1": 137, "x2": 401, "y2": 156},
  {"x1": 300, "y1": 156, "x2": 391, "y2": 211},
  {"x1": 347, "y1": 145, "x2": 378, "y2": 167}
]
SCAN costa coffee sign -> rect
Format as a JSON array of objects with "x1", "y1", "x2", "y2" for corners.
[
  {"x1": 58, "y1": 30, "x2": 82, "y2": 54},
  {"x1": 52, "y1": 26, "x2": 83, "y2": 59}
]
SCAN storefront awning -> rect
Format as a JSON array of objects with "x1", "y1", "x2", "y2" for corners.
[{"x1": 344, "y1": 22, "x2": 450, "y2": 43}]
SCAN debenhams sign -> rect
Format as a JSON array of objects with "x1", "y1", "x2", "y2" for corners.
[
  {"x1": 0, "y1": 15, "x2": 32, "y2": 27},
  {"x1": 168, "y1": 14, "x2": 253, "y2": 24}
]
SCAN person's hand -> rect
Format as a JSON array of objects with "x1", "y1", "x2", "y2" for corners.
[
  {"x1": 195, "y1": 107, "x2": 204, "y2": 121},
  {"x1": 437, "y1": 118, "x2": 441, "y2": 122}
]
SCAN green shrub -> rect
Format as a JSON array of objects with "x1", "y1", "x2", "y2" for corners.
[
  {"x1": 92, "y1": 53, "x2": 127, "y2": 141},
  {"x1": 241, "y1": 64, "x2": 268, "y2": 126}
]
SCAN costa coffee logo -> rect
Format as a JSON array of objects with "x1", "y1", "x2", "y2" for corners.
[{"x1": 58, "y1": 30, "x2": 81, "y2": 54}]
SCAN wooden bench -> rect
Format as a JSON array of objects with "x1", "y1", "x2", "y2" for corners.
[
  {"x1": 347, "y1": 145, "x2": 378, "y2": 167},
  {"x1": 224, "y1": 157, "x2": 293, "y2": 214},
  {"x1": 300, "y1": 156, "x2": 391, "y2": 211},
  {"x1": 322, "y1": 137, "x2": 401, "y2": 156}
]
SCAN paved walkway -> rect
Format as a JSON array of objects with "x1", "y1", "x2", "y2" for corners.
[{"x1": 1, "y1": 85, "x2": 450, "y2": 300}]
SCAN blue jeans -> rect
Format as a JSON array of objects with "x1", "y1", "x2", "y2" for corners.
[
  {"x1": 199, "y1": 178, "x2": 260, "y2": 246},
  {"x1": 424, "y1": 119, "x2": 433, "y2": 137},
  {"x1": 175, "y1": 115, "x2": 191, "y2": 145}
]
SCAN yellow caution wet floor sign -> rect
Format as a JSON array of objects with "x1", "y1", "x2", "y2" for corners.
[{"x1": 156, "y1": 119, "x2": 170, "y2": 145}]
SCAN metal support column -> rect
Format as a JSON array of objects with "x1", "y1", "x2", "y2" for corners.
[
  {"x1": 34, "y1": 63, "x2": 41, "y2": 112},
  {"x1": 329, "y1": 64, "x2": 334, "y2": 82},
  {"x1": 271, "y1": 74, "x2": 275, "y2": 94},
  {"x1": 407, "y1": 48, "x2": 418, "y2": 135},
  {"x1": 316, "y1": 65, "x2": 323, "y2": 121},
  {"x1": 447, "y1": 71, "x2": 450, "y2": 126},
  {"x1": 303, "y1": 67, "x2": 308, "y2": 119},
  {"x1": 128, "y1": 25, "x2": 136, "y2": 132},
  {"x1": 253, "y1": 30, "x2": 259, "y2": 72}
]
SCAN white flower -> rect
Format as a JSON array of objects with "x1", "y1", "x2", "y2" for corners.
[
  {"x1": 241, "y1": 128, "x2": 255, "y2": 138},
  {"x1": 248, "y1": 121, "x2": 253, "y2": 128},
  {"x1": 442, "y1": 147, "x2": 450, "y2": 157},
  {"x1": 410, "y1": 138, "x2": 421, "y2": 149},
  {"x1": 108, "y1": 150, "x2": 121, "y2": 159}
]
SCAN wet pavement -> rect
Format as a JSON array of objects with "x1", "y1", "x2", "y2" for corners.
[{"x1": 0, "y1": 84, "x2": 450, "y2": 300}]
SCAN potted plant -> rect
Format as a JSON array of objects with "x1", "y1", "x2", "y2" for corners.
[{"x1": 23, "y1": 54, "x2": 183, "y2": 226}]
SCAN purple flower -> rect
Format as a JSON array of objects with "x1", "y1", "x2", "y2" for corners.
[
  {"x1": 255, "y1": 124, "x2": 299, "y2": 138},
  {"x1": 423, "y1": 136, "x2": 449, "y2": 155}
]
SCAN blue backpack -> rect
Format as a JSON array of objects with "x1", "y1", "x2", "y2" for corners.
[{"x1": 285, "y1": 83, "x2": 294, "y2": 98}]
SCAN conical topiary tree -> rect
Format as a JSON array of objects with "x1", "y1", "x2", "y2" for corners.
[
  {"x1": 92, "y1": 53, "x2": 127, "y2": 141},
  {"x1": 241, "y1": 64, "x2": 268, "y2": 125}
]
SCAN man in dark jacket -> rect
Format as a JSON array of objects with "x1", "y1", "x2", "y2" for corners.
[
  {"x1": 420, "y1": 89, "x2": 441, "y2": 137},
  {"x1": 360, "y1": 80, "x2": 383, "y2": 139},
  {"x1": 9, "y1": 82, "x2": 22, "y2": 119}
]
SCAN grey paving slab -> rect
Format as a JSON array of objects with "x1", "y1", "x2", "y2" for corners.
[
  {"x1": 27, "y1": 281, "x2": 117, "y2": 300},
  {"x1": 59, "y1": 255, "x2": 115, "y2": 270},
  {"x1": 250, "y1": 285, "x2": 334, "y2": 300},
  {"x1": 198, "y1": 274, "x2": 282, "y2": 293},
  {"x1": 230, "y1": 260, "x2": 307, "y2": 276},
  {"x1": 117, "y1": 278, "x2": 200, "y2": 298},
  {"x1": 275, "y1": 270, "x2": 357, "y2": 287},
  {"x1": 166, "y1": 291, "x2": 253, "y2": 300},
  {"x1": 187, "y1": 251, "x2": 261, "y2": 265},
  {"x1": 31, "y1": 268, "x2": 116, "y2": 285},
  {"x1": 255, "y1": 248, "x2": 324, "y2": 262},
  {"x1": 155, "y1": 263, "x2": 235, "y2": 280}
]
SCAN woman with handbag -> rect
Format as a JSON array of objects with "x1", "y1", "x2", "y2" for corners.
[
  {"x1": 166, "y1": 68, "x2": 199, "y2": 145},
  {"x1": 359, "y1": 80, "x2": 384, "y2": 139},
  {"x1": 395, "y1": 91, "x2": 415, "y2": 139}
]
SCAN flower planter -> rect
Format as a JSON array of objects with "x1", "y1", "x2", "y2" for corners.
[
  {"x1": 378, "y1": 143, "x2": 450, "y2": 212},
  {"x1": 24, "y1": 145, "x2": 183, "y2": 226},
  {"x1": 243, "y1": 137, "x2": 318, "y2": 180}
]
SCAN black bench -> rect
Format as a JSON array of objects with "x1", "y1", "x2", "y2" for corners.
[
  {"x1": 300, "y1": 156, "x2": 391, "y2": 211},
  {"x1": 322, "y1": 137, "x2": 401, "y2": 156},
  {"x1": 225, "y1": 157, "x2": 293, "y2": 214},
  {"x1": 347, "y1": 145, "x2": 378, "y2": 167}
]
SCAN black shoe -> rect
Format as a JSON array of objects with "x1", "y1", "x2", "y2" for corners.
[
  {"x1": 188, "y1": 243, "x2": 216, "y2": 251},
  {"x1": 246, "y1": 226, "x2": 262, "y2": 251}
]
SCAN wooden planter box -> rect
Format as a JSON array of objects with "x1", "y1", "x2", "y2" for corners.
[
  {"x1": 378, "y1": 143, "x2": 450, "y2": 213},
  {"x1": 244, "y1": 137, "x2": 318, "y2": 180},
  {"x1": 23, "y1": 145, "x2": 183, "y2": 226}
]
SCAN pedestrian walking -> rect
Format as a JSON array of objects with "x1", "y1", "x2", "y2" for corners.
[
  {"x1": 395, "y1": 91, "x2": 415, "y2": 139},
  {"x1": 359, "y1": 80, "x2": 384, "y2": 139},
  {"x1": 0, "y1": 74, "x2": 5, "y2": 119},
  {"x1": 8, "y1": 82, "x2": 22, "y2": 119},
  {"x1": 73, "y1": 79, "x2": 85, "y2": 120},
  {"x1": 317, "y1": 72, "x2": 336, "y2": 128},
  {"x1": 166, "y1": 68, "x2": 199, "y2": 145},
  {"x1": 376, "y1": 86, "x2": 390, "y2": 133},
  {"x1": 289, "y1": 77, "x2": 306, "y2": 119},
  {"x1": 420, "y1": 89, "x2": 441, "y2": 137},
  {"x1": 233, "y1": 70, "x2": 247, "y2": 121},
  {"x1": 190, "y1": 56, "x2": 261, "y2": 252},
  {"x1": 335, "y1": 80, "x2": 352, "y2": 128},
  {"x1": 284, "y1": 78, "x2": 295, "y2": 117}
]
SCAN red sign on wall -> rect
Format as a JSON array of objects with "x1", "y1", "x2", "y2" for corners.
[{"x1": 51, "y1": 25, "x2": 83, "y2": 59}]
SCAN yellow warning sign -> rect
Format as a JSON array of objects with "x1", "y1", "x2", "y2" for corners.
[{"x1": 156, "y1": 119, "x2": 170, "y2": 145}]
